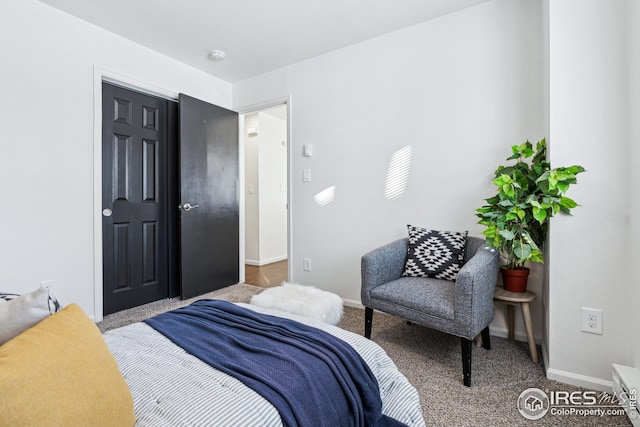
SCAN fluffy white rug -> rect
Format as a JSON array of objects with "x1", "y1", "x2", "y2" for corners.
[{"x1": 250, "y1": 282, "x2": 343, "y2": 325}]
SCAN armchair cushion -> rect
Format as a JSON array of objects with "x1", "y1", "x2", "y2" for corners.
[
  {"x1": 370, "y1": 277, "x2": 455, "y2": 320},
  {"x1": 402, "y1": 226, "x2": 467, "y2": 282}
]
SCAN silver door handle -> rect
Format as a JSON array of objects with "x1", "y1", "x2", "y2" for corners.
[{"x1": 179, "y1": 203, "x2": 200, "y2": 212}]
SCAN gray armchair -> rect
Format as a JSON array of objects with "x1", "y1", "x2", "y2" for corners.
[{"x1": 361, "y1": 236, "x2": 500, "y2": 387}]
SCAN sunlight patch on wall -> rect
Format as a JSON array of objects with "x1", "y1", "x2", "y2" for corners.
[
  {"x1": 313, "y1": 186, "x2": 336, "y2": 206},
  {"x1": 384, "y1": 145, "x2": 412, "y2": 199}
]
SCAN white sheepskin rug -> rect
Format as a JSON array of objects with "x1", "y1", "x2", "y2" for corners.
[{"x1": 250, "y1": 282, "x2": 343, "y2": 325}]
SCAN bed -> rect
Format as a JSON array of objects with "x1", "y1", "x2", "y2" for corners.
[
  {"x1": 104, "y1": 300, "x2": 426, "y2": 427},
  {"x1": 0, "y1": 288, "x2": 425, "y2": 427}
]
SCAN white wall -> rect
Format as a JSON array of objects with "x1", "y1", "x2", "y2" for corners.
[
  {"x1": 244, "y1": 114, "x2": 261, "y2": 262},
  {"x1": 546, "y1": 0, "x2": 631, "y2": 390},
  {"x1": 541, "y1": 0, "x2": 552, "y2": 372},
  {"x1": 256, "y1": 112, "x2": 288, "y2": 264},
  {"x1": 0, "y1": 0, "x2": 232, "y2": 320},
  {"x1": 244, "y1": 111, "x2": 288, "y2": 265},
  {"x1": 234, "y1": 0, "x2": 544, "y2": 338},
  {"x1": 628, "y1": 0, "x2": 640, "y2": 370}
]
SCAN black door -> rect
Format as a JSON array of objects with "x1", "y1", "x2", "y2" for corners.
[
  {"x1": 102, "y1": 83, "x2": 174, "y2": 315},
  {"x1": 179, "y1": 94, "x2": 239, "y2": 299}
]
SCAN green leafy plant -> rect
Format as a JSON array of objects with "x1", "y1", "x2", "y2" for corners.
[{"x1": 476, "y1": 138, "x2": 585, "y2": 270}]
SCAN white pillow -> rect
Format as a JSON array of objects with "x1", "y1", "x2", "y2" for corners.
[
  {"x1": 0, "y1": 287, "x2": 62, "y2": 345},
  {"x1": 0, "y1": 292, "x2": 19, "y2": 304}
]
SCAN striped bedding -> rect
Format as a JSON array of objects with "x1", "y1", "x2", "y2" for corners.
[{"x1": 103, "y1": 303, "x2": 425, "y2": 427}]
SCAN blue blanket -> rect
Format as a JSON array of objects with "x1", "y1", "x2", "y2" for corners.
[{"x1": 144, "y1": 300, "x2": 406, "y2": 427}]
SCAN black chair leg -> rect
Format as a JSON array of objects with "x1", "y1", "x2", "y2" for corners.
[
  {"x1": 461, "y1": 338, "x2": 473, "y2": 387},
  {"x1": 481, "y1": 326, "x2": 491, "y2": 350},
  {"x1": 364, "y1": 307, "x2": 373, "y2": 339}
]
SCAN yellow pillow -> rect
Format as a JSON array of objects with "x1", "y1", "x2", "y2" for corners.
[{"x1": 0, "y1": 304, "x2": 135, "y2": 427}]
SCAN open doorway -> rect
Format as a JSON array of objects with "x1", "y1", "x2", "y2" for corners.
[{"x1": 242, "y1": 104, "x2": 289, "y2": 287}]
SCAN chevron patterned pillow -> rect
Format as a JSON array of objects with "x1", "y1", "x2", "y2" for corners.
[
  {"x1": 0, "y1": 292, "x2": 20, "y2": 303},
  {"x1": 0, "y1": 287, "x2": 62, "y2": 345},
  {"x1": 402, "y1": 225, "x2": 467, "y2": 282}
]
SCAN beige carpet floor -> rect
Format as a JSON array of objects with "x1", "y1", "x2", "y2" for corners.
[{"x1": 98, "y1": 283, "x2": 631, "y2": 427}]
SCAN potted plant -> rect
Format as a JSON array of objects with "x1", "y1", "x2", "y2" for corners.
[{"x1": 475, "y1": 138, "x2": 585, "y2": 292}]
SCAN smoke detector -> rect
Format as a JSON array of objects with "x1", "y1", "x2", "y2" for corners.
[{"x1": 208, "y1": 50, "x2": 226, "y2": 61}]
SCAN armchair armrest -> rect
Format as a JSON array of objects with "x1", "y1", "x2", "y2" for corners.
[
  {"x1": 454, "y1": 245, "x2": 500, "y2": 338},
  {"x1": 361, "y1": 238, "x2": 408, "y2": 306}
]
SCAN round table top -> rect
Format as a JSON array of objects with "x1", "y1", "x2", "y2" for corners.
[{"x1": 493, "y1": 286, "x2": 537, "y2": 303}]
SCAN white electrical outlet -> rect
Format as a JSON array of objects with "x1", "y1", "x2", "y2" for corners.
[
  {"x1": 303, "y1": 258, "x2": 312, "y2": 271},
  {"x1": 581, "y1": 307, "x2": 603, "y2": 335}
]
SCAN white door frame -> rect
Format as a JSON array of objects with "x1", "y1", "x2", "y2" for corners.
[{"x1": 236, "y1": 96, "x2": 293, "y2": 284}]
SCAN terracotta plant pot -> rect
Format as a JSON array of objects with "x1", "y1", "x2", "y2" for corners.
[{"x1": 500, "y1": 267, "x2": 530, "y2": 293}]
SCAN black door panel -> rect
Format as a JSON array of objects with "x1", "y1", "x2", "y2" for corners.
[
  {"x1": 102, "y1": 85, "x2": 238, "y2": 312},
  {"x1": 179, "y1": 94, "x2": 239, "y2": 299},
  {"x1": 102, "y1": 83, "x2": 169, "y2": 314}
]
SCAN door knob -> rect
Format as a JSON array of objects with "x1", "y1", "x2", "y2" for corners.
[
  {"x1": 179, "y1": 203, "x2": 200, "y2": 212},
  {"x1": 102, "y1": 208, "x2": 112, "y2": 217}
]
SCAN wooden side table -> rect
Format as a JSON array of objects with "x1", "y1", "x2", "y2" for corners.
[{"x1": 493, "y1": 287, "x2": 538, "y2": 364}]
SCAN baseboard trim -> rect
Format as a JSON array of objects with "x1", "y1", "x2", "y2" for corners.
[
  {"x1": 546, "y1": 367, "x2": 613, "y2": 392},
  {"x1": 488, "y1": 325, "x2": 542, "y2": 345},
  {"x1": 540, "y1": 342, "x2": 613, "y2": 392},
  {"x1": 245, "y1": 256, "x2": 287, "y2": 266},
  {"x1": 337, "y1": 303, "x2": 612, "y2": 393},
  {"x1": 541, "y1": 340, "x2": 550, "y2": 371},
  {"x1": 343, "y1": 298, "x2": 363, "y2": 309},
  {"x1": 340, "y1": 306, "x2": 545, "y2": 343}
]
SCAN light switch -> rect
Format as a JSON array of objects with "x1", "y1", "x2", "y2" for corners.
[
  {"x1": 303, "y1": 169, "x2": 311, "y2": 182},
  {"x1": 303, "y1": 144, "x2": 313, "y2": 157}
]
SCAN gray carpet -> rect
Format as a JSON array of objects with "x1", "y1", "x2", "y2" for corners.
[{"x1": 98, "y1": 284, "x2": 631, "y2": 427}]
